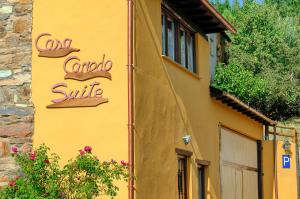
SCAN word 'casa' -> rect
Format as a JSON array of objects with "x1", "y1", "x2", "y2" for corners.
[{"x1": 35, "y1": 33, "x2": 80, "y2": 58}]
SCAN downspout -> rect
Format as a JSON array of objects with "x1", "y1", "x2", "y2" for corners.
[
  {"x1": 127, "y1": 0, "x2": 134, "y2": 199},
  {"x1": 273, "y1": 126, "x2": 278, "y2": 199},
  {"x1": 294, "y1": 129, "x2": 300, "y2": 199}
]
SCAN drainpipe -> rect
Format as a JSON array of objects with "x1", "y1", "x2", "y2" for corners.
[
  {"x1": 127, "y1": 0, "x2": 134, "y2": 199},
  {"x1": 273, "y1": 126, "x2": 278, "y2": 199},
  {"x1": 294, "y1": 129, "x2": 300, "y2": 199}
]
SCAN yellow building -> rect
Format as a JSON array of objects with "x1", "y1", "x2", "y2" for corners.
[{"x1": 27, "y1": 0, "x2": 299, "y2": 199}]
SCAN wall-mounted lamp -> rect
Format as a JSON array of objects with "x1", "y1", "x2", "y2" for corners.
[
  {"x1": 182, "y1": 135, "x2": 192, "y2": 145},
  {"x1": 282, "y1": 138, "x2": 292, "y2": 151}
]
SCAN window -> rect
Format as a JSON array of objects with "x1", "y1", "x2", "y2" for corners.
[
  {"x1": 178, "y1": 155, "x2": 188, "y2": 199},
  {"x1": 198, "y1": 165, "x2": 205, "y2": 199},
  {"x1": 196, "y1": 159, "x2": 209, "y2": 199},
  {"x1": 162, "y1": 7, "x2": 196, "y2": 73}
]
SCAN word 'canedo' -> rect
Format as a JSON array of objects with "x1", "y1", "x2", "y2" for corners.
[{"x1": 64, "y1": 54, "x2": 112, "y2": 81}]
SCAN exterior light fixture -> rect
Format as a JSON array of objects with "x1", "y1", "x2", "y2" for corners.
[
  {"x1": 182, "y1": 135, "x2": 192, "y2": 145},
  {"x1": 282, "y1": 138, "x2": 291, "y2": 151}
]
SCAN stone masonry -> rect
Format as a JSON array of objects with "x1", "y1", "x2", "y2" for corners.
[{"x1": 0, "y1": 0, "x2": 33, "y2": 186}]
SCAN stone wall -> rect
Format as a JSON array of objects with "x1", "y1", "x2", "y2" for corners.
[{"x1": 0, "y1": 0, "x2": 33, "y2": 186}]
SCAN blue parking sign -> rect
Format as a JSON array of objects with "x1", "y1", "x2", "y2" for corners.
[{"x1": 282, "y1": 155, "x2": 290, "y2": 169}]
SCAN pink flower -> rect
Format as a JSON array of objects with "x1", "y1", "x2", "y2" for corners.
[
  {"x1": 11, "y1": 146, "x2": 18, "y2": 154},
  {"x1": 79, "y1": 149, "x2": 85, "y2": 155},
  {"x1": 29, "y1": 151, "x2": 36, "y2": 161},
  {"x1": 8, "y1": 180, "x2": 16, "y2": 187},
  {"x1": 121, "y1": 160, "x2": 128, "y2": 166},
  {"x1": 84, "y1": 146, "x2": 92, "y2": 153}
]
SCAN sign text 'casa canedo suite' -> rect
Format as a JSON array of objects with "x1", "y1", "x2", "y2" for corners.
[{"x1": 35, "y1": 33, "x2": 112, "y2": 108}]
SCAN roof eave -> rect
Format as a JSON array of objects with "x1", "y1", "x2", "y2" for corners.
[
  {"x1": 210, "y1": 86, "x2": 277, "y2": 126},
  {"x1": 200, "y1": 0, "x2": 237, "y2": 34}
]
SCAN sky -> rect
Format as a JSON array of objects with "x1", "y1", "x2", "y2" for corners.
[{"x1": 229, "y1": 0, "x2": 264, "y2": 5}]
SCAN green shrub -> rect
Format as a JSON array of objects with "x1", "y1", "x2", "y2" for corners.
[{"x1": 0, "y1": 144, "x2": 128, "y2": 199}]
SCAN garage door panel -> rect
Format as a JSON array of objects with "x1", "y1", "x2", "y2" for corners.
[
  {"x1": 221, "y1": 165, "x2": 236, "y2": 199},
  {"x1": 243, "y1": 170, "x2": 258, "y2": 199},
  {"x1": 235, "y1": 169, "x2": 243, "y2": 199},
  {"x1": 221, "y1": 128, "x2": 257, "y2": 168}
]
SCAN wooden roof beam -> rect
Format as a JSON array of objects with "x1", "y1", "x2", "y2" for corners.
[{"x1": 210, "y1": 86, "x2": 277, "y2": 126}]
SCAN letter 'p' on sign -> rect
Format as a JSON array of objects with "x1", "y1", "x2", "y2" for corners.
[{"x1": 282, "y1": 155, "x2": 291, "y2": 169}]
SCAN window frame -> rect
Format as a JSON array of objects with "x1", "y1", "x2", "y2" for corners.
[
  {"x1": 162, "y1": 6, "x2": 197, "y2": 73},
  {"x1": 198, "y1": 165, "x2": 206, "y2": 199},
  {"x1": 177, "y1": 155, "x2": 188, "y2": 199}
]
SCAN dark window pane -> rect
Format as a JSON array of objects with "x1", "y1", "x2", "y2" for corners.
[
  {"x1": 199, "y1": 167, "x2": 205, "y2": 199},
  {"x1": 187, "y1": 33, "x2": 194, "y2": 72},
  {"x1": 167, "y1": 18, "x2": 175, "y2": 60},
  {"x1": 162, "y1": 14, "x2": 166, "y2": 55},
  {"x1": 180, "y1": 29, "x2": 186, "y2": 67},
  {"x1": 178, "y1": 156, "x2": 187, "y2": 199}
]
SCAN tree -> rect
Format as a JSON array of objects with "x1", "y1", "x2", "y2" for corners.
[
  {"x1": 213, "y1": 1, "x2": 300, "y2": 120},
  {"x1": 265, "y1": 0, "x2": 300, "y2": 17}
]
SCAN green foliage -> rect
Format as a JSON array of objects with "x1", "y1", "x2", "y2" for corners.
[
  {"x1": 0, "y1": 144, "x2": 128, "y2": 199},
  {"x1": 265, "y1": 0, "x2": 300, "y2": 17},
  {"x1": 213, "y1": 64, "x2": 300, "y2": 120},
  {"x1": 227, "y1": 3, "x2": 300, "y2": 75},
  {"x1": 213, "y1": 63, "x2": 267, "y2": 106},
  {"x1": 213, "y1": 0, "x2": 300, "y2": 121}
]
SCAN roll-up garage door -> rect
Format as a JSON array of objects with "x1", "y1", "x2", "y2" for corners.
[{"x1": 220, "y1": 128, "x2": 258, "y2": 199}]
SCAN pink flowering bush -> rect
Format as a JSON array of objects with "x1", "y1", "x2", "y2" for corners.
[{"x1": 0, "y1": 144, "x2": 128, "y2": 199}]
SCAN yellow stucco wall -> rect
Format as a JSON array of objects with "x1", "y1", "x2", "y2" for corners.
[
  {"x1": 262, "y1": 140, "x2": 298, "y2": 199},
  {"x1": 32, "y1": 0, "x2": 128, "y2": 198},
  {"x1": 277, "y1": 141, "x2": 298, "y2": 199},
  {"x1": 134, "y1": 0, "x2": 263, "y2": 198}
]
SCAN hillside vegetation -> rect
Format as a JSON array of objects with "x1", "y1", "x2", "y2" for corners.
[{"x1": 211, "y1": 0, "x2": 300, "y2": 121}]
